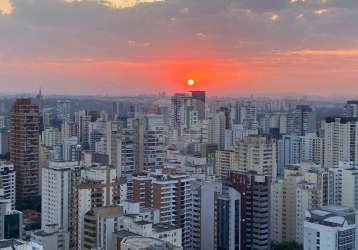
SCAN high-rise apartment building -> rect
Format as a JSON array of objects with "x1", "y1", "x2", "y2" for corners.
[
  {"x1": 143, "y1": 114, "x2": 165, "y2": 170},
  {"x1": 191, "y1": 91, "x2": 206, "y2": 121},
  {"x1": 0, "y1": 163, "x2": 16, "y2": 210},
  {"x1": 0, "y1": 130, "x2": 9, "y2": 156},
  {"x1": 56, "y1": 100, "x2": 71, "y2": 122},
  {"x1": 170, "y1": 93, "x2": 193, "y2": 129},
  {"x1": 0, "y1": 191, "x2": 23, "y2": 240},
  {"x1": 277, "y1": 135, "x2": 302, "y2": 176},
  {"x1": 75, "y1": 110, "x2": 90, "y2": 147},
  {"x1": 323, "y1": 117, "x2": 358, "y2": 168},
  {"x1": 301, "y1": 133, "x2": 323, "y2": 165},
  {"x1": 235, "y1": 136, "x2": 277, "y2": 177},
  {"x1": 216, "y1": 185, "x2": 241, "y2": 250},
  {"x1": 191, "y1": 181, "x2": 222, "y2": 250},
  {"x1": 294, "y1": 105, "x2": 315, "y2": 136},
  {"x1": 214, "y1": 150, "x2": 235, "y2": 177},
  {"x1": 9, "y1": 99, "x2": 40, "y2": 209},
  {"x1": 345, "y1": 100, "x2": 358, "y2": 118},
  {"x1": 131, "y1": 171, "x2": 194, "y2": 249},
  {"x1": 271, "y1": 163, "x2": 327, "y2": 243},
  {"x1": 239, "y1": 101, "x2": 258, "y2": 131},
  {"x1": 41, "y1": 161, "x2": 81, "y2": 250},
  {"x1": 77, "y1": 166, "x2": 126, "y2": 249},
  {"x1": 229, "y1": 171, "x2": 271, "y2": 250},
  {"x1": 41, "y1": 127, "x2": 61, "y2": 147},
  {"x1": 208, "y1": 111, "x2": 228, "y2": 150}
]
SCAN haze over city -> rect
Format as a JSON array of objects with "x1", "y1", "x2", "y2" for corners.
[
  {"x1": 2, "y1": 1, "x2": 358, "y2": 250},
  {"x1": 0, "y1": 0, "x2": 358, "y2": 96}
]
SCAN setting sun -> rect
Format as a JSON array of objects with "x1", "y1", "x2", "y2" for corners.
[{"x1": 188, "y1": 79, "x2": 195, "y2": 86}]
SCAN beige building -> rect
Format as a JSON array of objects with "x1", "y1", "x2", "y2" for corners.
[
  {"x1": 271, "y1": 162, "x2": 327, "y2": 243},
  {"x1": 234, "y1": 136, "x2": 277, "y2": 177},
  {"x1": 214, "y1": 150, "x2": 235, "y2": 177}
]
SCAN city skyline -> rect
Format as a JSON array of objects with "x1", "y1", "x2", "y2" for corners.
[{"x1": 0, "y1": 0, "x2": 358, "y2": 96}]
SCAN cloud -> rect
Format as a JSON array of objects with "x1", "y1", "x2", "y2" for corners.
[
  {"x1": 0, "y1": 0, "x2": 357, "y2": 95},
  {"x1": 64, "y1": 0, "x2": 165, "y2": 9},
  {"x1": 314, "y1": 8, "x2": 331, "y2": 15},
  {"x1": 285, "y1": 49, "x2": 358, "y2": 56},
  {"x1": 0, "y1": 0, "x2": 13, "y2": 15},
  {"x1": 271, "y1": 14, "x2": 280, "y2": 22}
]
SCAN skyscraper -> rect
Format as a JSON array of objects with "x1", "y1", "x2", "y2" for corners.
[
  {"x1": 234, "y1": 136, "x2": 277, "y2": 177},
  {"x1": 293, "y1": 105, "x2": 315, "y2": 136},
  {"x1": 170, "y1": 93, "x2": 192, "y2": 129},
  {"x1": 10, "y1": 99, "x2": 40, "y2": 210},
  {"x1": 191, "y1": 91, "x2": 206, "y2": 121},
  {"x1": 345, "y1": 100, "x2": 358, "y2": 118},
  {"x1": 323, "y1": 117, "x2": 358, "y2": 168},
  {"x1": 229, "y1": 171, "x2": 271, "y2": 250}
]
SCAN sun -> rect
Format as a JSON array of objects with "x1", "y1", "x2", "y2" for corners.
[{"x1": 187, "y1": 79, "x2": 195, "y2": 86}]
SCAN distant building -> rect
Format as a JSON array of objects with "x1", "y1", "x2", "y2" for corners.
[
  {"x1": 0, "y1": 130, "x2": 8, "y2": 156},
  {"x1": 170, "y1": 93, "x2": 192, "y2": 129},
  {"x1": 345, "y1": 100, "x2": 358, "y2": 118},
  {"x1": 191, "y1": 91, "x2": 206, "y2": 121},
  {"x1": 293, "y1": 105, "x2": 315, "y2": 136}
]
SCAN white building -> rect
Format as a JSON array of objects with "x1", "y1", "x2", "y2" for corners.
[
  {"x1": 0, "y1": 163, "x2": 15, "y2": 209},
  {"x1": 41, "y1": 127, "x2": 60, "y2": 147},
  {"x1": 328, "y1": 161, "x2": 354, "y2": 205},
  {"x1": 304, "y1": 206, "x2": 357, "y2": 250},
  {"x1": 31, "y1": 225, "x2": 69, "y2": 250},
  {"x1": 323, "y1": 117, "x2": 358, "y2": 168},
  {"x1": 41, "y1": 161, "x2": 81, "y2": 250},
  {"x1": 62, "y1": 136, "x2": 79, "y2": 161},
  {"x1": 41, "y1": 162, "x2": 80, "y2": 230},
  {"x1": 0, "y1": 240, "x2": 43, "y2": 250}
]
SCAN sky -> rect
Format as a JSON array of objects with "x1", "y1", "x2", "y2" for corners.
[{"x1": 0, "y1": 0, "x2": 358, "y2": 97}]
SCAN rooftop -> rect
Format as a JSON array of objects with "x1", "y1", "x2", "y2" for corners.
[
  {"x1": 306, "y1": 206, "x2": 356, "y2": 227},
  {"x1": 121, "y1": 236, "x2": 180, "y2": 250}
]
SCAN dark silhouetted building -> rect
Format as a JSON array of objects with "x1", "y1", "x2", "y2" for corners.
[{"x1": 10, "y1": 99, "x2": 40, "y2": 210}]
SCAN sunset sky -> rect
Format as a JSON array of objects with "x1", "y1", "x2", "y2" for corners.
[{"x1": 0, "y1": 0, "x2": 358, "y2": 96}]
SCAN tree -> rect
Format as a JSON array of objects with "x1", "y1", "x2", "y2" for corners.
[{"x1": 271, "y1": 241, "x2": 303, "y2": 250}]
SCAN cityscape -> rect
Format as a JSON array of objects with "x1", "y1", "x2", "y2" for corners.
[{"x1": 1, "y1": 0, "x2": 358, "y2": 250}]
